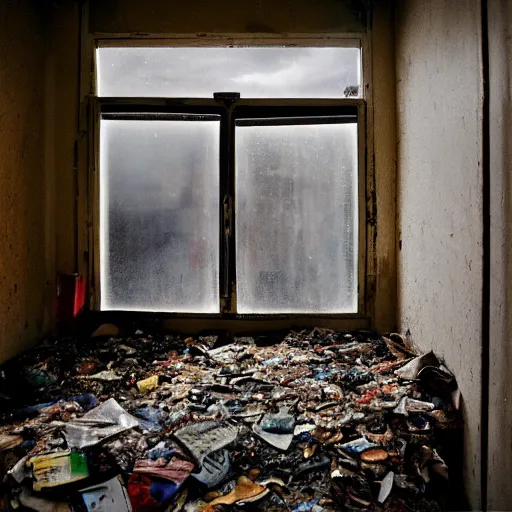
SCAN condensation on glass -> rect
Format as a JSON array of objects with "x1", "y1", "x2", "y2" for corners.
[
  {"x1": 99, "y1": 117, "x2": 220, "y2": 313},
  {"x1": 235, "y1": 120, "x2": 358, "y2": 314},
  {"x1": 97, "y1": 47, "x2": 361, "y2": 98}
]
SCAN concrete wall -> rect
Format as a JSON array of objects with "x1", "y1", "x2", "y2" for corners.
[
  {"x1": 0, "y1": 1, "x2": 53, "y2": 363},
  {"x1": 395, "y1": 1, "x2": 483, "y2": 508},
  {"x1": 487, "y1": 0, "x2": 512, "y2": 509}
]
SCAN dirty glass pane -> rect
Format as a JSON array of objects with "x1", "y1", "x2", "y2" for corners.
[
  {"x1": 235, "y1": 120, "x2": 358, "y2": 314},
  {"x1": 97, "y1": 47, "x2": 361, "y2": 98},
  {"x1": 100, "y1": 117, "x2": 220, "y2": 312}
]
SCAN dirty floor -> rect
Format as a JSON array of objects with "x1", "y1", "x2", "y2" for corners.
[{"x1": 0, "y1": 328, "x2": 465, "y2": 511}]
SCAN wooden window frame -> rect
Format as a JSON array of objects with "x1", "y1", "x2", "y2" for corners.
[{"x1": 80, "y1": 34, "x2": 379, "y2": 331}]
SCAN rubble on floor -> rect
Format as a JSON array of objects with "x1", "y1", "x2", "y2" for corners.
[{"x1": 0, "y1": 328, "x2": 462, "y2": 511}]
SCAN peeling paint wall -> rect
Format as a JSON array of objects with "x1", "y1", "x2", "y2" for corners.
[
  {"x1": 487, "y1": 0, "x2": 512, "y2": 509},
  {"x1": 0, "y1": 1, "x2": 52, "y2": 363},
  {"x1": 395, "y1": 1, "x2": 483, "y2": 508}
]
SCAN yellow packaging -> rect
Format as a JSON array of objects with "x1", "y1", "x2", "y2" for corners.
[
  {"x1": 137, "y1": 375, "x2": 159, "y2": 393},
  {"x1": 29, "y1": 451, "x2": 89, "y2": 491}
]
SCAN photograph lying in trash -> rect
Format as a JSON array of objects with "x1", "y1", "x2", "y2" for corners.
[{"x1": 0, "y1": 327, "x2": 462, "y2": 511}]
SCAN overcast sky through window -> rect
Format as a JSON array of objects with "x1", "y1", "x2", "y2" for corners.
[{"x1": 97, "y1": 47, "x2": 361, "y2": 98}]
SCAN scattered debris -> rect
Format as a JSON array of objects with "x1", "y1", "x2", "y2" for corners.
[
  {"x1": 136, "y1": 375, "x2": 159, "y2": 394},
  {"x1": 378, "y1": 471, "x2": 395, "y2": 503},
  {"x1": 80, "y1": 370, "x2": 122, "y2": 382},
  {"x1": 200, "y1": 475, "x2": 271, "y2": 511},
  {"x1": 91, "y1": 323, "x2": 121, "y2": 338},
  {"x1": 81, "y1": 476, "x2": 132, "y2": 512},
  {"x1": 0, "y1": 434, "x2": 22, "y2": 451},
  {"x1": 0, "y1": 328, "x2": 462, "y2": 510},
  {"x1": 17, "y1": 487, "x2": 72, "y2": 512},
  {"x1": 65, "y1": 398, "x2": 139, "y2": 448},
  {"x1": 191, "y1": 449, "x2": 231, "y2": 488},
  {"x1": 29, "y1": 450, "x2": 89, "y2": 491}
]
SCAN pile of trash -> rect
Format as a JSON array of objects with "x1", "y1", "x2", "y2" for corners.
[{"x1": 0, "y1": 328, "x2": 462, "y2": 511}]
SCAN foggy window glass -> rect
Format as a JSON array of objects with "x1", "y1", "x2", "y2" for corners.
[
  {"x1": 235, "y1": 120, "x2": 358, "y2": 314},
  {"x1": 97, "y1": 47, "x2": 361, "y2": 98},
  {"x1": 100, "y1": 117, "x2": 220, "y2": 313}
]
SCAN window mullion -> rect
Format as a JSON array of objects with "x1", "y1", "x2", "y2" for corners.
[
  {"x1": 224, "y1": 104, "x2": 237, "y2": 313},
  {"x1": 219, "y1": 109, "x2": 229, "y2": 310}
]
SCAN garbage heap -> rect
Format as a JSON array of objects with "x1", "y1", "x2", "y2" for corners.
[{"x1": 0, "y1": 328, "x2": 461, "y2": 511}]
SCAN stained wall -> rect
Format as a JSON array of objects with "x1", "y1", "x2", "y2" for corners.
[
  {"x1": 395, "y1": 1, "x2": 483, "y2": 508},
  {"x1": 487, "y1": 0, "x2": 512, "y2": 509},
  {"x1": 0, "y1": 0, "x2": 53, "y2": 362},
  {"x1": 88, "y1": 0, "x2": 366, "y2": 34}
]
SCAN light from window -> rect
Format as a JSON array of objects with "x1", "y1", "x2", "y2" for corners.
[
  {"x1": 97, "y1": 47, "x2": 361, "y2": 98},
  {"x1": 99, "y1": 116, "x2": 220, "y2": 312},
  {"x1": 235, "y1": 119, "x2": 358, "y2": 314}
]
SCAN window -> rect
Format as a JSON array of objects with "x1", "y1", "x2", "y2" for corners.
[
  {"x1": 99, "y1": 115, "x2": 220, "y2": 313},
  {"x1": 94, "y1": 44, "x2": 364, "y2": 315},
  {"x1": 235, "y1": 118, "x2": 358, "y2": 314},
  {"x1": 97, "y1": 47, "x2": 361, "y2": 98}
]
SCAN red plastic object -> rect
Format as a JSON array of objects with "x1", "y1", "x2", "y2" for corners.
[
  {"x1": 128, "y1": 473, "x2": 179, "y2": 512},
  {"x1": 57, "y1": 273, "x2": 86, "y2": 321}
]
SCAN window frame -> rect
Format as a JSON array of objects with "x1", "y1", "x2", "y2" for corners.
[{"x1": 88, "y1": 36, "x2": 372, "y2": 322}]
